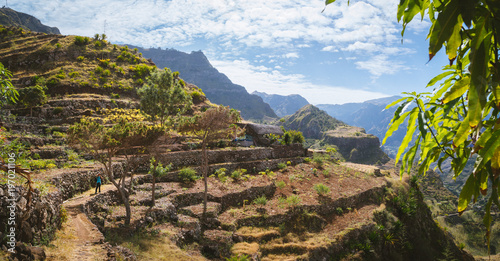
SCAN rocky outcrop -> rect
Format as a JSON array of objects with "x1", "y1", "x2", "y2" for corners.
[{"x1": 324, "y1": 131, "x2": 390, "y2": 165}]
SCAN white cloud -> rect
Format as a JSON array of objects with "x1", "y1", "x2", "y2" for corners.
[
  {"x1": 212, "y1": 59, "x2": 389, "y2": 104},
  {"x1": 355, "y1": 54, "x2": 409, "y2": 77},
  {"x1": 9, "y1": 0, "x2": 428, "y2": 82}
]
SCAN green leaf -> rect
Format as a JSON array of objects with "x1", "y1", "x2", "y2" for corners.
[
  {"x1": 458, "y1": 173, "x2": 476, "y2": 214},
  {"x1": 385, "y1": 96, "x2": 410, "y2": 110},
  {"x1": 474, "y1": 129, "x2": 500, "y2": 173},
  {"x1": 396, "y1": 107, "x2": 419, "y2": 164},
  {"x1": 427, "y1": 70, "x2": 455, "y2": 87},
  {"x1": 383, "y1": 111, "x2": 410, "y2": 145},
  {"x1": 445, "y1": 17, "x2": 462, "y2": 62},
  {"x1": 325, "y1": 0, "x2": 336, "y2": 5},
  {"x1": 452, "y1": 114, "x2": 470, "y2": 147},
  {"x1": 417, "y1": 110, "x2": 427, "y2": 137},
  {"x1": 442, "y1": 76, "x2": 470, "y2": 103},
  {"x1": 459, "y1": 0, "x2": 476, "y2": 28},
  {"x1": 428, "y1": 0, "x2": 460, "y2": 59}
]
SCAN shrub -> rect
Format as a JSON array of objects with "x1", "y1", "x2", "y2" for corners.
[
  {"x1": 76, "y1": 56, "x2": 85, "y2": 62},
  {"x1": 253, "y1": 195, "x2": 268, "y2": 206},
  {"x1": 74, "y1": 36, "x2": 90, "y2": 46},
  {"x1": 277, "y1": 162, "x2": 287, "y2": 170},
  {"x1": 52, "y1": 107, "x2": 63, "y2": 114},
  {"x1": 322, "y1": 169, "x2": 331, "y2": 177},
  {"x1": 178, "y1": 167, "x2": 197, "y2": 182},
  {"x1": 226, "y1": 255, "x2": 250, "y2": 261},
  {"x1": 95, "y1": 66, "x2": 104, "y2": 75},
  {"x1": 313, "y1": 154, "x2": 324, "y2": 168},
  {"x1": 304, "y1": 157, "x2": 311, "y2": 163},
  {"x1": 336, "y1": 207, "x2": 343, "y2": 215},
  {"x1": 215, "y1": 168, "x2": 228, "y2": 183},
  {"x1": 69, "y1": 71, "x2": 79, "y2": 78},
  {"x1": 286, "y1": 195, "x2": 302, "y2": 207},
  {"x1": 275, "y1": 180, "x2": 286, "y2": 189},
  {"x1": 314, "y1": 183, "x2": 330, "y2": 196},
  {"x1": 231, "y1": 169, "x2": 247, "y2": 181},
  {"x1": 110, "y1": 93, "x2": 120, "y2": 99},
  {"x1": 102, "y1": 69, "x2": 111, "y2": 76}
]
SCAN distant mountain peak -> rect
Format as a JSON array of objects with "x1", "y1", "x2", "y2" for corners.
[
  {"x1": 0, "y1": 8, "x2": 60, "y2": 34},
  {"x1": 127, "y1": 46, "x2": 277, "y2": 120},
  {"x1": 252, "y1": 91, "x2": 309, "y2": 118}
]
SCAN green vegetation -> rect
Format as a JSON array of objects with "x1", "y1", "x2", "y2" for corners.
[
  {"x1": 17, "y1": 85, "x2": 47, "y2": 116},
  {"x1": 0, "y1": 62, "x2": 18, "y2": 107},
  {"x1": 343, "y1": 0, "x2": 500, "y2": 248},
  {"x1": 286, "y1": 195, "x2": 301, "y2": 207},
  {"x1": 178, "y1": 167, "x2": 197, "y2": 183},
  {"x1": 149, "y1": 157, "x2": 172, "y2": 206},
  {"x1": 275, "y1": 180, "x2": 286, "y2": 189},
  {"x1": 138, "y1": 68, "x2": 192, "y2": 126},
  {"x1": 313, "y1": 183, "x2": 330, "y2": 196},
  {"x1": 253, "y1": 195, "x2": 268, "y2": 206}
]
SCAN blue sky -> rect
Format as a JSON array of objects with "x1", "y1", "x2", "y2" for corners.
[{"x1": 8, "y1": 0, "x2": 449, "y2": 105}]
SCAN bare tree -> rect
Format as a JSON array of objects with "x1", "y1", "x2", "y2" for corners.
[{"x1": 178, "y1": 106, "x2": 241, "y2": 217}]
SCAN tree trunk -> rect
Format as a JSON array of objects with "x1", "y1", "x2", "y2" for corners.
[
  {"x1": 202, "y1": 141, "x2": 208, "y2": 217},
  {"x1": 105, "y1": 155, "x2": 132, "y2": 226}
]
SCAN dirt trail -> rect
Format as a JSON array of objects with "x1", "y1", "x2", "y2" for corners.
[{"x1": 55, "y1": 183, "x2": 116, "y2": 261}]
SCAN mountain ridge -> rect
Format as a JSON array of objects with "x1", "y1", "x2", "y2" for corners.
[
  {"x1": 0, "y1": 7, "x2": 60, "y2": 34},
  {"x1": 252, "y1": 91, "x2": 309, "y2": 117},
  {"x1": 125, "y1": 46, "x2": 278, "y2": 121}
]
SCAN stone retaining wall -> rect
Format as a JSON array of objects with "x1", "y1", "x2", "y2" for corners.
[
  {"x1": 0, "y1": 184, "x2": 63, "y2": 248},
  {"x1": 137, "y1": 144, "x2": 306, "y2": 171}
]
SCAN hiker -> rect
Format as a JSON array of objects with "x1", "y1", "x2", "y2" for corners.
[{"x1": 95, "y1": 173, "x2": 102, "y2": 194}]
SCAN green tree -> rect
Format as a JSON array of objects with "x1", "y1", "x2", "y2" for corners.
[
  {"x1": 178, "y1": 106, "x2": 240, "y2": 217},
  {"x1": 137, "y1": 68, "x2": 192, "y2": 126},
  {"x1": 18, "y1": 85, "x2": 47, "y2": 116},
  {"x1": 148, "y1": 157, "x2": 171, "y2": 207},
  {"x1": 68, "y1": 115, "x2": 163, "y2": 225},
  {"x1": 0, "y1": 62, "x2": 18, "y2": 108},
  {"x1": 326, "y1": 0, "x2": 500, "y2": 249}
]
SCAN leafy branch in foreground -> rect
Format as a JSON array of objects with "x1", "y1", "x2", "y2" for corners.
[{"x1": 324, "y1": 0, "x2": 500, "y2": 253}]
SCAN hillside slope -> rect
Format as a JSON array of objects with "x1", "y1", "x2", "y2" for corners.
[
  {"x1": 252, "y1": 91, "x2": 309, "y2": 117},
  {"x1": 317, "y1": 96, "x2": 406, "y2": 157},
  {"x1": 126, "y1": 46, "x2": 277, "y2": 121},
  {"x1": 0, "y1": 7, "x2": 60, "y2": 34},
  {"x1": 280, "y1": 105, "x2": 389, "y2": 164}
]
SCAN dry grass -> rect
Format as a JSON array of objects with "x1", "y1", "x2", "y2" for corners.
[
  {"x1": 235, "y1": 226, "x2": 280, "y2": 241},
  {"x1": 121, "y1": 234, "x2": 205, "y2": 261},
  {"x1": 231, "y1": 242, "x2": 260, "y2": 257},
  {"x1": 43, "y1": 222, "x2": 77, "y2": 260}
]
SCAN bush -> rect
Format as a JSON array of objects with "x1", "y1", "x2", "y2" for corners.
[
  {"x1": 277, "y1": 162, "x2": 287, "y2": 170},
  {"x1": 74, "y1": 36, "x2": 90, "y2": 46},
  {"x1": 314, "y1": 183, "x2": 330, "y2": 196},
  {"x1": 178, "y1": 167, "x2": 197, "y2": 182},
  {"x1": 215, "y1": 168, "x2": 228, "y2": 183},
  {"x1": 253, "y1": 195, "x2": 268, "y2": 206},
  {"x1": 110, "y1": 93, "x2": 120, "y2": 99},
  {"x1": 275, "y1": 180, "x2": 286, "y2": 189},
  {"x1": 231, "y1": 169, "x2": 247, "y2": 181},
  {"x1": 69, "y1": 71, "x2": 79, "y2": 78},
  {"x1": 52, "y1": 107, "x2": 63, "y2": 114},
  {"x1": 286, "y1": 195, "x2": 302, "y2": 207},
  {"x1": 336, "y1": 207, "x2": 343, "y2": 215},
  {"x1": 76, "y1": 56, "x2": 85, "y2": 62},
  {"x1": 95, "y1": 66, "x2": 104, "y2": 75}
]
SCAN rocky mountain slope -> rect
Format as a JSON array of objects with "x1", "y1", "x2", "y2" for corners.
[
  {"x1": 317, "y1": 96, "x2": 406, "y2": 157},
  {"x1": 279, "y1": 104, "x2": 390, "y2": 165},
  {"x1": 252, "y1": 91, "x2": 309, "y2": 117},
  {"x1": 0, "y1": 7, "x2": 60, "y2": 34},
  {"x1": 126, "y1": 46, "x2": 277, "y2": 121}
]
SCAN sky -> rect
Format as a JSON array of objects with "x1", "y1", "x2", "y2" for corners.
[{"x1": 7, "y1": 0, "x2": 450, "y2": 105}]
